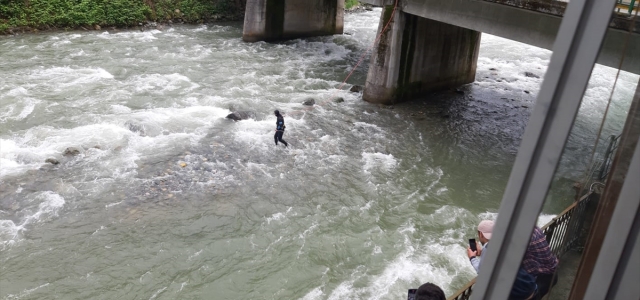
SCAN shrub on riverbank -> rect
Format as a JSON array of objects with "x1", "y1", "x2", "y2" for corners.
[
  {"x1": 345, "y1": 0, "x2": 360, "y2": 9},
  {"x1": 0, "y1": 0, "x2": 245, "y2": 34}
]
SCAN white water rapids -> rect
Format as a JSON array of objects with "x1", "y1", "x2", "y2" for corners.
[{"x1": 0, "y1": 8, "x2": 637, "y2": 300}]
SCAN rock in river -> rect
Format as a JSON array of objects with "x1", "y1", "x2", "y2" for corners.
[
  {"x1": 302, "y1": 98, "x2": 315, "y2": 106},
  {"x1": 226, "y1": 111, "x2": 256, "y2": 121},
  {"x1": 349, "y1": 85, "x2": 363, "y2": 93},
  {"x1": 125, "y1": 120, "x2": 146, "y2": 135},
  {"x1": 63, "y1": 147, "x2": 81, "y2": 157},
  {"x1": 45, "y1": 158, "x2": 60, "y2": 165}
]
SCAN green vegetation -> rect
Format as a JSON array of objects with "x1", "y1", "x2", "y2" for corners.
[
  {"x1": 345, "y1": 0, "x2": 360, "y2": 9},
  {"x1": 0, "y1": 0, "x2": 244, "y2": 33}
]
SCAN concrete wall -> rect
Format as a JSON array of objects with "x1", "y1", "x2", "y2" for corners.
[
  {"x1": 243, "y1": 0, "x2": 268, "y2": 42},
  {"x1": 242, "y1": 0, "x2": 344, "y2": 42},
  {"x1": 363, "y1": 6, "x2": 404, "y2": 104},
  {"x1": 397, "y1": 15, "x2": 481, "y2": 98},
  {"x1": 363, "y1": 8, "x2": 481, "y2": 104}
]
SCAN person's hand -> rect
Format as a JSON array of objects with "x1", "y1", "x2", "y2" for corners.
[
  {"x1": 476, "y1": 242, "x2": 482, "y2": 256},
  {"x1": 467, "y1": 247, "x2": 478, "y2": 259}
]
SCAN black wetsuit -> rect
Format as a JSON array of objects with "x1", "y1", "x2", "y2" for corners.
[{"x1": 274, "y1": 114, "x2": 288, "y2": 147}]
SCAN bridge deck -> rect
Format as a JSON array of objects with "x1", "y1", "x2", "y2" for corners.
[
  {"x1": 362, "y1": 0, "x2": 638, "y2": 33},
  {"x1": 358, "y1": 0, "x2": 640, "y2": 74}
]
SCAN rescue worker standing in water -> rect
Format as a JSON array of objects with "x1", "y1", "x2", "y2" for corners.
[{"x1": 274, "y1": 110, "x2": 288, "y2": 147}]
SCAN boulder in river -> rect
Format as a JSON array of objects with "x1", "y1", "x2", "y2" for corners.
[
  {"x1": 45, "y1": 158, "x2": 60, "y2": 165},
  {"x1": 125, "y1": 120, "x2": 146, "y2": 135},
  {"x1": 302, "y1": 98, "x2": 316, "y2": 106},
  {"x1": 225, "y1": 111, "x2": 256, "y2": 121},
  {"x1": 349, "y1": 85, "x2": 363, "y2": 93},
  {"x1": 63, "y1": 147, "x2": 81, "y2": 157},
  {"x1": 334, "y1": 97, "x2": 345, "y2": 103},
  {"x1": 524, "y1": 72, "x2": 540, "y2": 78}
]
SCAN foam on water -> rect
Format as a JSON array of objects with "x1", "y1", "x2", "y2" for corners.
[
  {"x1": 537, "y1": 214, "x2": 557, "y2": 227},
  {"x1": 169, "y1": 45, "x2": 213, "y2": 61},
  {"x1": 111, "y1": 104, "x2": 132, "y2": 114},
  {"x1": 362, "y1": 152, "x2": 398, "y2": 173},
  {"x1": 0, "y1": 220, "x2": 20, "y2": 250},
  {"x1": 313, "y1": 206, "x2": 557, "y2": 299},
  {"x1": 1, "y1": 99, "x2": 240, "y2": 178},
  {"x1": 265, "y1": 207, "x2": 293, "y2": 225},
  {"x1": 0, "y1": 88, "x2": 32, "y2": 121},
  {"x1": 302, "y1": 287, "x2": 325, "y2": 300},
  {"x1": 28, "y1": 66, "x2": 114, "y2": 88},
  {"x1": 129, "y1": 73, "x2": 200, "y2": 94},
  {"x1": 5, "y1": 86, "x2": 29, "y2": 97},
  {"x1": 109, "y1": 30, "x2": 161, "y2": 42},
  {"x1": 191, "y1": 25, "x2": 208, "y2": 33},
  {"x1": 317, "y1": 218, "x2": 462, "y2": 299},
  {"x1": 148, "y1": 287, "x2": 167, "y2": 300},
  {"x1": 105, "y1": 201, "x2": 123, "y2": 209},
  {"x1": 4, "y1": 283, "x2": 50, "y2": 300},
  {"x1": 1, "y1": 122, "x2": 138, "y2": 178},
  {"x1": 475, "y1": 211, "x2": 557, "y2": 228},
  {"x1": 70, "y1": 49, "x2": 86, "y2": 57},
  {"x1": 427, "y1": 206, "x2": 477, "y2": 229},
  {"x1": 476, "y1": 34, "x2": 549, "y2": 94},
  {"x1": 15, "y1": 99, "x2": 36, "y2": 120},
  {"x1": 0, "y1": 139, "x2": 41, "y2": 178},
  {"x1": 0, "y1": 191, "x2": 65, "y2": 249}
]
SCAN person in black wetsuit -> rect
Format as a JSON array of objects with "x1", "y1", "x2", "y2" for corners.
[{"x1": 274, "y1": 110, "x2": 288, "y2": 147}]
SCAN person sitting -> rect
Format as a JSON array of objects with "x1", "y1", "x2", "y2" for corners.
[
  {"x1": 467, "y1": 220, "x2": 538, "y2": 300},
  {"x1": 415, "y1": 282, "x2": 445, "y2": 300}
]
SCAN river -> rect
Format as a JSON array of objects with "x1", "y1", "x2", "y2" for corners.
[{"x1": 0, "y1": 9, "x2": 637, "y2": 300}]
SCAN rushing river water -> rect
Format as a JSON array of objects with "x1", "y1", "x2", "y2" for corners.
[{"x1": 0, "y1": 9, "x2": 638, "y2": 300}]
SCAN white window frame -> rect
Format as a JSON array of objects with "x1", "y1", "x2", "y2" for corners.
[{"x1": 470, "y1": 0, "x2": 621, "y2": 299}]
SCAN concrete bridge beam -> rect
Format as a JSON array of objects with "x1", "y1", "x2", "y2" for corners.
[
  {"x1": 243, "y1": 0, "x2": 345, "y2": 42},
  {"x1": 361, "y1": 0, "x2": 640, "y2": 75},
  {"x1": 363, "y1": 7, "x2": 481, "y2": 104}
]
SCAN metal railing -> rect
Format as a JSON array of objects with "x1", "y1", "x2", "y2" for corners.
[
  {"x1": 616, "y1": 0, "x2": 637, "y2": 14},
  {"x1": 446, "y1": 192, "x2": 598, "y2": 300},
  {"x1": 598, "y1": 135, "x2": 621, "y2": 181}
]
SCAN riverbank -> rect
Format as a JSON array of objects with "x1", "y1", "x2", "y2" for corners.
[
  {"x1": 1, "y1": 0, "x2": 369, "y2": 36},
  {"x1": 0, "y1": 0, "x2": 245, "y2": 35}
]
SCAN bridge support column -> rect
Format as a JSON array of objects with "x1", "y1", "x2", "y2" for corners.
[
  {"x1": 242, "y1": 0, "x2": 344, "y2": 42},
  {"x1": 363, "y1": 7, "x2": 481, "y2": 104}
]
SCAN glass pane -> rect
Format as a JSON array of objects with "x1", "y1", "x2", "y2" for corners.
[
  {"x1": 449, "y1": 4, "x2": 639, "y2": 300},
  {"x1": 526, "y1": 8, "x2": 639, "y2": 300}
]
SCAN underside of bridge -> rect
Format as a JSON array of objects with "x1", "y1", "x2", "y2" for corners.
[
  {"x1": 242, "y1": 0, "x2": 639, "y2": 104},
  {"x1": 360, "y1": 0, "x2": 640, "y2": 104},
  {"x1": 242, "y1": 0, "x2": 345, "y2": 42},
  {"x1": 363, "y1": 7, "x2": 481, "y2": 104}
]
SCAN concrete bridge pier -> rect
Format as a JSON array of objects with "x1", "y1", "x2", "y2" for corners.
[
  {"x1": 363, "y1": 6, "x2": 481, "y2": 104},
  {"x1": 243, "y1": 0, "x2": 345, "y2": 42}
]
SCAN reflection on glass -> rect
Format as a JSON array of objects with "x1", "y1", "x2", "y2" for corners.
[{"x1": 527, "y1": 8, "x2": 639, "y2": 300}]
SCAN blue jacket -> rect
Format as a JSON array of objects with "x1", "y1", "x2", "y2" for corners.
[{"x1": 276, "y1": 115, "x2": 285, "y2": 131}]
